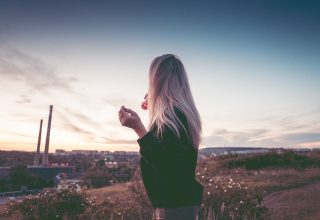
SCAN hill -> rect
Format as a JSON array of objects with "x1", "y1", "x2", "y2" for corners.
[{"x1": 2, "y1": 151, "x2": 320, "y2": 219}]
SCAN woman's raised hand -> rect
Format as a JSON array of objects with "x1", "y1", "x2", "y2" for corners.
[{"x1": 118, "y1": 106, "x2": 147, "y2": 138}]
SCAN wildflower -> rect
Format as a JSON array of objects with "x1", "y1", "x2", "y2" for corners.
[
  {"x1": 240, "y1": 200, "x2": 244, "y2": 204},
  {"x1": 207, "y1": 191, "x2": 210, "y2": 195},
  {"x1": 201, "y1": 175, "x2": 205, "y2": 179}
]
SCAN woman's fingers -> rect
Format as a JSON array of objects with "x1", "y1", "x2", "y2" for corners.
[
  {"x1": 123, "y1": 107, "x2": 138, "y2": 117},
  {"x1": 118, "y1": 106, "x2": 142, "y2": 129},
  {"x1": 118, "y1": 106, "x2": 128, "y2": 124}
]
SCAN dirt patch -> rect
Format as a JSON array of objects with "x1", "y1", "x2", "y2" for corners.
[{"x1": 263, "y1": 182, "x2": 320, "y2": 220}]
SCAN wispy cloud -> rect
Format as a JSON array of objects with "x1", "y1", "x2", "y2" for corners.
[
  {"x1": 54, "y1": 109, "x2": 97, "y2": 141},
  {"x1": 203, "y1": 128, "x2": 270, "y2": 147},
  {"x1": 104, "y1": 96, "x2": 137, "y2": 109},
  {"x1": 0, "y1": 47, "x2": 77, "y2": 94},
  {"x1": 204, "y1": 128, "x2": 320, "y2": 148},
  {"x1": 276, "y1": 132, "x2": 320, "y2": 145},
  {"x1": 0, "y1": 130, "x2": 35, "y2": 139},
  {"x1": 54, "y1": 108, "x2": 137, "y2": 145},
  {"x1": 15, "y1": 94, "x2": 32, "y2": 104},
  {"x1": 101, "y1": 137, "x2": 137, "y2": 145},
  {"x1": 63, "y1": 107, "x2": 102, "y2": 129}
]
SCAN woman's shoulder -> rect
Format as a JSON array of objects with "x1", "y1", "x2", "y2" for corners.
[{"x1": 149, "y1": 107, "x2": 189, "y2": 139}]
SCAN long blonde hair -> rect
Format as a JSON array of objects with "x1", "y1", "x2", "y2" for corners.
[{"x1": 147, "y1": 54, "x2": 202, "y2": 149}]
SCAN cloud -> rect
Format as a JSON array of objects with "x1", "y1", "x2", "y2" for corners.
[
  {"x1": 101, "y1": 137, "x2": 137, "y2": 145},
  {"x1": 0, "y1": 48, "x2": 77, "y2": 93},
  {"x1": 63, "y1": 107, "x2": 102, "y2": 129},
  {"x1": 104, "y1": 96, "x2": 138, "y2": 109},
  {"x1": 54, "y1": 110, "x2": 97, "y2": 141},
  {"x1": 55, "y1": 108, "x2": 136, "y2": 145},
  {"x1": 278, "y1": 132, "x2": 320, "y2": 144},
  {"x1": 0, "y1": 130, "x2": 35, "y2": 139},
  {"x1": 204, "y1": 128, "x2": 270, "y2": 146},
  {"x1": 204, "y1": 127, "x2": 320, "y2": 148},
  {"x1": 15, "y1": 94, "x2": 32, "y2": 104}
]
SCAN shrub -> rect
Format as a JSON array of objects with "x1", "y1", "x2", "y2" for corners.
[
  {"x1": 225, "y1": 151, "x2": 320, "y2": 170},
  {"x1": 82, "y1": 168, "x2": 114, "y2": 188},
  {"x1": 7, "y1": 184, "x2": 92, "y2": 220}
]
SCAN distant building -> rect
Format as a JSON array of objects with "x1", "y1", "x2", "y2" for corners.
[
  {"x1": 126, "y1": 151, "x2": 140, "y2": 156},
  {"x1": 100, "y1": 151, "x2": 111, "y2": 156},
  {"x1": 105, "y1": 161, "x2": 118, "y2": 168},
  {"x1": 55, "y1": 149, "x2": 66, "y2": 155},
  {"x1": 105, "y1": 154, "x2": 115, "y2": 161},
  {"x1": 114, "y1": 151, "x2": 127, "y2": 156},
  {"x1": 27, "y1": 166, "x2": 75, "y2": 180},
  {"x1": 70, "y1": 150, "x2": 99, "y2": 156}
]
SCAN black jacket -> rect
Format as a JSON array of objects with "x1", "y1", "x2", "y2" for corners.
[{"x1": 137, "y1": 109, "x2": 203, "y2": 208}]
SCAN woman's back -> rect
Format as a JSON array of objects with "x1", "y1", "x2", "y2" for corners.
[{"x1": 138, "y1": 108, "x2": 203, "y2": 208}]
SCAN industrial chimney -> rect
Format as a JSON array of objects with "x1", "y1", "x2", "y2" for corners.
[
  {"x1": 34, "y1": 119, "x2": 43, "y2": 166},
  {"x1": 42, "y1": 105, "x2": 53, "y2": 166}
]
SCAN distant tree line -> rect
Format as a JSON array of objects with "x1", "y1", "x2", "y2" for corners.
[{"x1": 225, "y1": 151, "x2": 320, "y2": 170}]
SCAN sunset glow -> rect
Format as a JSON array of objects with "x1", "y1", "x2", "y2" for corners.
[{"x1": 0, "y1": 1, "x2": 319, "y2": 152}]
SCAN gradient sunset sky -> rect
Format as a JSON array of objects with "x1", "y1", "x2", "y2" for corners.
[{"x1": 0, "y1": 0, "x2": 319, "y2": 152}]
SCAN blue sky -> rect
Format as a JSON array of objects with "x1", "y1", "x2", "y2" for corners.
[{"x1": 0, "y1": 0, "x2": 319, "y2": 152}]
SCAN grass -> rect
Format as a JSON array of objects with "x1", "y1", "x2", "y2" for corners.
[{"x1": 2, "y1": 151, "x2": 320, "y2": 219}]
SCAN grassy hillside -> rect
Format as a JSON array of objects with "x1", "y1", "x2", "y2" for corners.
[{"x1": 2, "y1": 151, "x2": 320, "y2": 220}]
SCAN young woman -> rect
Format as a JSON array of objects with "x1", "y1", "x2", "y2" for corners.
[{"x1": 118, "y1": 54, "x2": 203, "y2": 220}]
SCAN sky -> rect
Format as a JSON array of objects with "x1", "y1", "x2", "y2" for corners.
[{"x1": 0, "y1": 0, "x2": 319, "y2": 152}]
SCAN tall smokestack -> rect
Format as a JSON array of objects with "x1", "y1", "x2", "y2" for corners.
[
  {"x1": 34, "y1": 119, "x2": 43, "y2": 166},
  {"x1": 42, "y1": 105, "x2": 53, "y2": 166}
]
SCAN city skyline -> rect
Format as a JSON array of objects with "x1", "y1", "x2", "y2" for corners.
[{"x1": 0, "y1": 0, "x2": 319, "y2": 152}]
